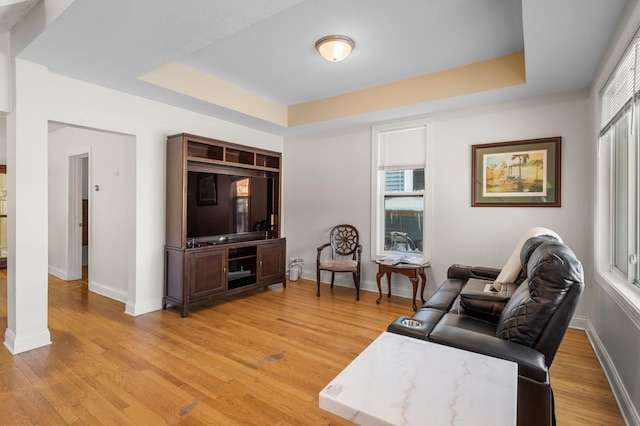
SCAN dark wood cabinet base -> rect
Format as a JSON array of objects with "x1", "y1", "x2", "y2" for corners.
[{"x1": 164, "y1": 238, "x2": 286, "y2": 317}]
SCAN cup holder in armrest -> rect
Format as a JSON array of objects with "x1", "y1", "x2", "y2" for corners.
[
  {"x1": 387, "y1": 309, "x2": 446, "y2": 341},
  {"x1": 388, "y1": 316, "x2": 429, "y2": 340},
  {"x1": 401, "y1": 319, "x2": 423, "y2": 328}
]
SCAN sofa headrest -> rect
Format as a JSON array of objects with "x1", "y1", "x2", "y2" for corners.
[
  {"x1": 527, "y1": 241, "x2": 583, "y2": 296},
  {"x1": 496, "y1": 241, "x2": 584, "y2": 348},
  {"x1": 495, "y1": 227, "x2": 563, "y2": 284},
  {"x1": 520, "y1": 235, "x2": 560, "y2": 273}
]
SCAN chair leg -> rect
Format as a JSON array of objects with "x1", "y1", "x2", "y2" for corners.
[
  {"x1": 330, "y1": 272, "x2": 335, "y2": 288},
  {"x1": 353, "y1": 271, "x2": 360, "y2": 301},
  {"x1": 317, "y1": 268, "x2": 321, "y2": 297}
]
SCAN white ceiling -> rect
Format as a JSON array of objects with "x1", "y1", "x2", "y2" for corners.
[{"x1": 13, "y1": 0, "x2": 631, "y2": 136}]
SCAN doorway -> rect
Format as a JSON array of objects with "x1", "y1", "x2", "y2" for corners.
[
  {"x1": 81, "y1": 156, "x2": 88, "y2": 284},
  {"x1": 68, "y1": 153, "x2": 89, "y2": 282}
]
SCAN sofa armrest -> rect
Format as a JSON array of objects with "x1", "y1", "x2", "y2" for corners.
[
  {"x1": 387, "y1": 308, "x2": 445, "y2": 340},
  {"x1": 428, "y1": 314, "x2": 548, "y2": 383},
  {"x1": 447, "y1": 264, "x2": 501, "y2": 281},
  {"x1": 423, "y1": 278, "x2": 465, "y2": 311}
]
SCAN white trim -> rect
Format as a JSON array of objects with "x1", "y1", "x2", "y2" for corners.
[
  {"x1": 89, "y1": 280, "x2": 128, "y2": 304},
  {"x1": 125, "y1": 299, "x2": 164, "y2": 317},
  {"x1": 569, "y1": 315, "x2": 588, "y2": 330},
  {"x1": 47, "y1": 265, "x2": 67, "y2": 280},
  {"x1": 66, "y1": 149, "x2": 90, "y2": 281},
  {"x1": 585, "y1": 319, "x2": 639, "y2": 426},
  {"x1": 424, "y1": 121, "x2": 434, "y2": 261},
  {"x1": 370, "y1": 117, "x2": 432, "y2": 260},
  {"x1": 299, "y1": 270, "x2": 436, "y2": 301},
  {"x1": 595, "y1": 271, "x2": 640, "y2": 330},
  {"x1": 3, "y1": 328, "x2": 51, "y2": 355}
]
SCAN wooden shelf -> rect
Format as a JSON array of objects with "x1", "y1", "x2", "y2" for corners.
[
  {"x1": 225, "y1": 148, "x2": 254, "y2": 165},
  {"x1": 256, "y1": 154, "x2": 280, "y2": 169},
  {"x1": 187, "y1": 142, "x2": 223, "y2": 161},
  {"x1": 173, "y1": 133, "x2": 281, "y2": 171}
]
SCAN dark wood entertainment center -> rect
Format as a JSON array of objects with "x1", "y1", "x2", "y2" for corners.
[{"x1": 164, "y1": 133, "x2": 285, "y2": 317}]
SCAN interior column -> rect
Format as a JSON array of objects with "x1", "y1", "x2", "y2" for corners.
[{"x1": 4, "y1": 58, "x2": 51, "y2": 354}]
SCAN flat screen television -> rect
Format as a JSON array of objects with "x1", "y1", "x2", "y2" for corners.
[{"x1": 186, "y1": 170, "x2": 275, "y2": 240}]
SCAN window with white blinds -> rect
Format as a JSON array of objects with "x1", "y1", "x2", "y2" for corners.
[
  {"x1": 600, "y1": 38, "x2": 639, "y2": 133},
  {"x1": 371, "y1": 118, "x2": 432, "y2": 259},
  {"x1": 598, "y1": 33, "x2": 640, "y2": 288},
  {"x1": 378, "y1": 126, "x2": 427, "y2": 170}
]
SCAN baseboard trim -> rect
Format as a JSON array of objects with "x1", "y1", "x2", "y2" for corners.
[
  {"x1": 87, "y1": 280, "x2": 162, "y2": 317},
  {"x1": 125, "y1": 299, "x2": 163, "y2": 317},
  {"x1": 569, "y1": 314, "x2": 587, "y2": 330},
  {"x1": 305, "y1": 272, "x2": 432, "y2": 300},
  {"x1": 585, "y1": 319, "x2": 639, "y2": 426},
  {"x1": 48, "y1": 265, "x2": 68, "y2": 281},
  {"x1": 3, "y1": 327, "x2": 51, "y2": 355},
  {"x1": 89, "y1": 281, "x2": 128, "y2": 304}
]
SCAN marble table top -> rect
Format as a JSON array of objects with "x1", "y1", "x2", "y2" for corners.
[{"x1": 319, "y1": 331, "x2": 517, "y2": 425}]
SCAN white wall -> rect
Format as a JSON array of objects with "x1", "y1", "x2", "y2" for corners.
[
  {"x1": 431, "y1": 91, "x2": 592, "y2": 288},
  {"x1": 283, "y1": 125, "x2": 372, "y2": 288},
  {"x1": 42, "y1": 73, "x2": 283, "y2": 317},
  {"x1": 0, "y1": 117, "x2": 5, "y2": 164},
  {"x1": 48, "y1": 126, "x2": 135, "y2": 302},
  {"x1": 283, "y1": 90, "x2": 592, "y2": 321},
  {"x1": 0, "y1": 32, "x2": 10, "y2": 114}
]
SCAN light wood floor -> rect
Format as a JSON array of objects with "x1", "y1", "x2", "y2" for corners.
[{"x1": 0, "y1": 272, "x2": 624, "y2": 425}]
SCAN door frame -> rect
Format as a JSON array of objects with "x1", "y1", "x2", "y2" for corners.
[{"x1": 67, "y1": 151, "x2": 89, "y2": 281}]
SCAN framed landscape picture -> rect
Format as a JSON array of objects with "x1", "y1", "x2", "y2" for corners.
[{"x1": 471, "y1": 137, "x2": 561, "y2": 207}]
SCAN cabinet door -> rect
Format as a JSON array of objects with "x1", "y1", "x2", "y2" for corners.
[
  {"x1": 188, "y1": 249, "x2": 226, "y2": 299},
  {"x1": 257, "y1": 240, "x2": 285, "y2": 284}
]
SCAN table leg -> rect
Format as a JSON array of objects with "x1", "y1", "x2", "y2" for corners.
[
  {"x1": 376, "y1": 270, "x2": 384, "y2": 304},
  {"x1": 409, "y1": 275, "x2": 419, "y2": 311},
  {"x1": 419, "y1": 271, "x2": 427, "y2": 304}
]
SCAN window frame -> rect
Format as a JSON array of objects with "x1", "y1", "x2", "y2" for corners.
[
  {"x1": 594, "y1": 18, "x2": 640, "y2": 330},
  {"x1": 598, "y1": 34, "x2": 640, "y2": 290},
  {"x1": 370, "y1": 117, "x2": 432, "y2": 260},
  {"x1": 595, "y1": 114, "x2": 640, "y2": 328}
]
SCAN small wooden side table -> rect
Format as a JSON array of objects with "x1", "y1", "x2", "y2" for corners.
[{"x1": 376, "y1": 262, "x2": 428, "y2": 311}]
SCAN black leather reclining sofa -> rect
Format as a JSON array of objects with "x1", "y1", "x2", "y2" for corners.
[{"x1": 387, "y1": 235, "x2": 584, "y2": 426}]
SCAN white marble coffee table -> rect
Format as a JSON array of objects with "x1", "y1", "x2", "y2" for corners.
[{"x1": 319, "y1": 331, "x2": 517, "y2": 425}]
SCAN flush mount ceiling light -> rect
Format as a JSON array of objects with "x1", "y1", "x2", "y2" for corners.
[{"x1": 315, "y1": 35, "x2": 355, "y2": 62}]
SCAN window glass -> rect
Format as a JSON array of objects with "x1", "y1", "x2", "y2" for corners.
[
  {"x1": 382, "y1": 169, "x2": 424, "y2": 253},
  {"x1": 385, "y1": 169, "x2": 425, "y2": 192},
  {"x1": 613, "y1": 114, "x2": 630, "y2": 275},
  {"x1": 384, "y1": 195, "x2": 423, "y2": 252}
]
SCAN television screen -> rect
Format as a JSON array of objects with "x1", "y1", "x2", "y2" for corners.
[{"x1": 186, "y1": 171, "x2": 273, "y2": 238}]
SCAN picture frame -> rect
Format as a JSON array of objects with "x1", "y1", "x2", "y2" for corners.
[
  {"x1": 471, "y1": 137, "x2": 561, "y2": 207},
  {"x1": 196, "y1": 173, "x2": 217, "y2": 206}
]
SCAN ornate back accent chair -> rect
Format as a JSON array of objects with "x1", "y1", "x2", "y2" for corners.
[{"x1": 317, "y1": 224, "x2": 362, "y2": 300}]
